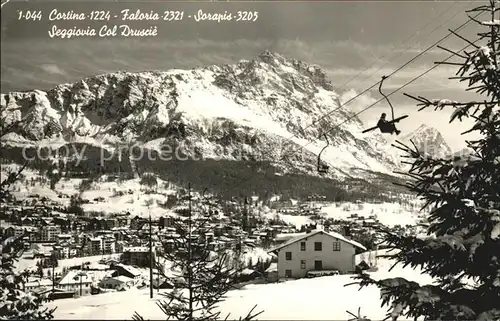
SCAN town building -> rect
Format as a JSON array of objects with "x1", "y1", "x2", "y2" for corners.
[
  {"x1": 121, "y1": 246, "x2": 154, "y2": 267},
  {"x1": 24, "y1": 278, "x2": 53, "y2": 292},
  {"x1": 268, "y1": 227, "x2": 366, "y2": 279},
  {"x1": 110, "y1": 263, "x2": 142, "y2": 281},
  {"x1": 57, "y1": 270, "x2": 93, "y2": 297},
  {"x1": 41, "y1": 225, "x2": 61, "y2": 242}
]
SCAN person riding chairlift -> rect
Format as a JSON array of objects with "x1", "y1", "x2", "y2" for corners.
[{"x1": 377, "y1": 113, "x2": 401, "y2": 135}]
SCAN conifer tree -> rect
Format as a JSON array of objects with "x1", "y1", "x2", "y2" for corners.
[
  {"x1": 1, "y1": 92, "x2": 56, "y2": 319},
  {"x1": 133, "y1": 186, "x2": 262, "y2": 321},
  {"x1": 352, "y1": 1, "x2": 500, "y2": 320},
  {"x1": 0, "y1": 163, "x2": 56, "y2": 319},
  {"x1": 1, "y1": 234, "x2": 56, "y2": 319}
]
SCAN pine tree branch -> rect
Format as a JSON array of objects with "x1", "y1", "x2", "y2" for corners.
[
  {"x1": 366, "y1": 16, "x2": 500, "y2": 315},
  {"x1": 435, "y1": 61, "x2": 464, "y2": 66},
  {"x1": 449, "y1": 28, "x2": 481, "y2": 49},
  {"x1": 466, "y1": 13, "x2": 484, "y2": 25},
  {"x1": 141, "y1": 191, "x2": 262, "y2": 321}
]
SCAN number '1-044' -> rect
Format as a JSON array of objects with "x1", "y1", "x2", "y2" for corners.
[{"x1": 17, "y1": 10, "x2": 43, "y2": 21}]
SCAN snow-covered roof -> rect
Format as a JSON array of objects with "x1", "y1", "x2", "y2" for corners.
[
  {"x1": 240, "y1": 268, "x2": 257, "y2": 276},
  {"x1": 101, "y1": 257, "x2": 120, "y2": 264},
  {"x1": 275, "y1": 232, "x2": 305, "y2": 242},
  {"x1": 107, "y1": 275, "x2": 133, "y2": 284},
  {"x1": 26, "y1": 278, "x2": 53, "y2": 288},
  {"x1": 31, "y1": 286, "x2": 53, "y2": 295},
  {"x1": 87, "y1": 263, "x2": 109, "y2": 270},
  {"x1": 58, "y1": 234, "x2": 72, "y2": 238},
  {"x1": 265, "y1": 263, "x2": 277, "y2": 273},
  {"x1": 268, "y1": 229, "x2": 366, "y2": 253},
  {"x1": 58, "y1": 271, "x2": 92, "y2": 285},
  {"x1": 9, "y1": 224, "x2": 36, "y2": 231},
  {"x1": 115, "y1": 264, "x2": 142, "y2": 277}
]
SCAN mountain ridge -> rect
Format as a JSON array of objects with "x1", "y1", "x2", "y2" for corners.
[{"x1": 0, "y1": 51, "x2": 413, "y2": 198}]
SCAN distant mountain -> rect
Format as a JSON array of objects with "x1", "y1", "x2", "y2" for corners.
[
  {"x1": 0, "y1": 51, "x2": 408, "y2": 199},
  {"x1": 401, "y1": 124, "x2": 452, "y2": 158}
]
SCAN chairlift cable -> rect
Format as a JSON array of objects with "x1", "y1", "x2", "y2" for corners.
[
  {"x1": 301, "y1": 39, "x2": 482, "y2": 151},
  {"x1": 308, "y1": 10, "x2": 482, "y2": 134},
  {"x1": 313, "y1": 9, "x2": 481, "y2": 170},
  {"x1": 336, "y1": 1, "x2": 467, "y2": 92},
  {"x1": 202, "y1": 13, "x2": 483, "y2": 197},
  {"x1": 226, "y1": 39, "x2": 480, "y2": 193}
]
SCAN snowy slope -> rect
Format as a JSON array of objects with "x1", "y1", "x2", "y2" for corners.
[
  {"x1": 45, "y1": 250, "x2": 434, "y2": 320},
  {"x1": 321, "y1": 201, "x2": 423, "y2": 227},
  {"x1": 259, "y1": 201, "x2": 423, "y2": 229},
  {"x1": 1, "y1": 51, "x2": 399, "y2": 180}
]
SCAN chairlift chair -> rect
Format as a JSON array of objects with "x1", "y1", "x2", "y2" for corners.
[
  {"x1": 317, "y1": 133, "x2": 330, "y2": 174},
  {"x1": 362, "y1": 76, "x2": 409, "y2": 135}
]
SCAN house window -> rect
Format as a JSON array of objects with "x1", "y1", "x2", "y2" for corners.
[
  {"x1": 314, "y1": 242, "x2": 322, "y2": 251},
  {"x1": 333, "y1": 241, "x2": 341, "y2": 251},
  {"x1": 285, "y1": 269, "x2": 292, "y2": 278},
  {"x1": 314, "y1": 260, "x2": 323, "y2": 270},
  {"x1": 285, "y1": 251, "x2": 292, "y2": 260},
  {"x1": 300, "y1": 260, "x2": 306, "y2": 269},
  {"x1": 300, "y1": 241, "x2": 306, "y2": 251}
]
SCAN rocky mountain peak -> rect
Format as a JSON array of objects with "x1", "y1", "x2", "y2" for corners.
[
  {"x1": 1, "y1": 52, "x2": 399, "y2": 178},
  {"x1": 254, "y1": 50, "x2": 334, "y2": 92},
  {"x1": 403, "y1": 124, "x2": 452, "y2": 158}
]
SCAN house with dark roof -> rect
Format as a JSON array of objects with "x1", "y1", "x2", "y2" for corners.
[
  {"x1": 110, "y1": 263, "x2": 142, "y2": 280},
  {"x1": 268, "y1": 227, "x2": 366, "y2": 279}
]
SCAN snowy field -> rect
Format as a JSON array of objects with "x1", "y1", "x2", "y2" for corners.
[
  {"x1": 46, "y1": 250, "x2": 434, "y2": 320},
  {"x1": 3, "y1": 165, "x2": 177, "y2": 218},
  {"x1": 263, "y1": 211, "x2": 311, "y2": 229},
  {"x1": 321, "y1": 202, "x2": 423, "y2": 227},
  {"x1": 4, "y1": 165, "x2": 423, "y2": 227},
  {"x1": 265, "y1": 201, "x2": 424, "y2": 229}
]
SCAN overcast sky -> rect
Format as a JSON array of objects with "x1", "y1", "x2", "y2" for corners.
[{"x1": 1, "y1": 0, "x2": 488, "y2": 150}]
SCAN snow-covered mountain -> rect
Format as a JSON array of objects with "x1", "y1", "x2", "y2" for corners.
[
  {"x1": 453, "y1": 147, "x2": 474, "y2": 157},
  {"x1": 0, "y1": 51, "x2": 406, "y2": 196},
  {"x1": 401, "y1": 124, "x2": 452, "y2": 158}
]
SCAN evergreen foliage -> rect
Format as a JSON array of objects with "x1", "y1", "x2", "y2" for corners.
[
  {"x1": 350, "y1": 2, "x2": 500, "y2": 320},
  {"x1": 0, "y1": 161, "x2": 56, "y2": 319},
  {"x1": 132, "y1": 185, "x2": 262, "y2": 321}
]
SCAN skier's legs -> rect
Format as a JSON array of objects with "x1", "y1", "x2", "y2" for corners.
[
  {"x1": 379, "y1": 123, "x2": 391, "y2": 133},
  {"x1": 379, "y1": 122, "x2": 400, "y2": 135},
  {"x1": 389, "y1": 123, "x2": 401, "y2": 135}
]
